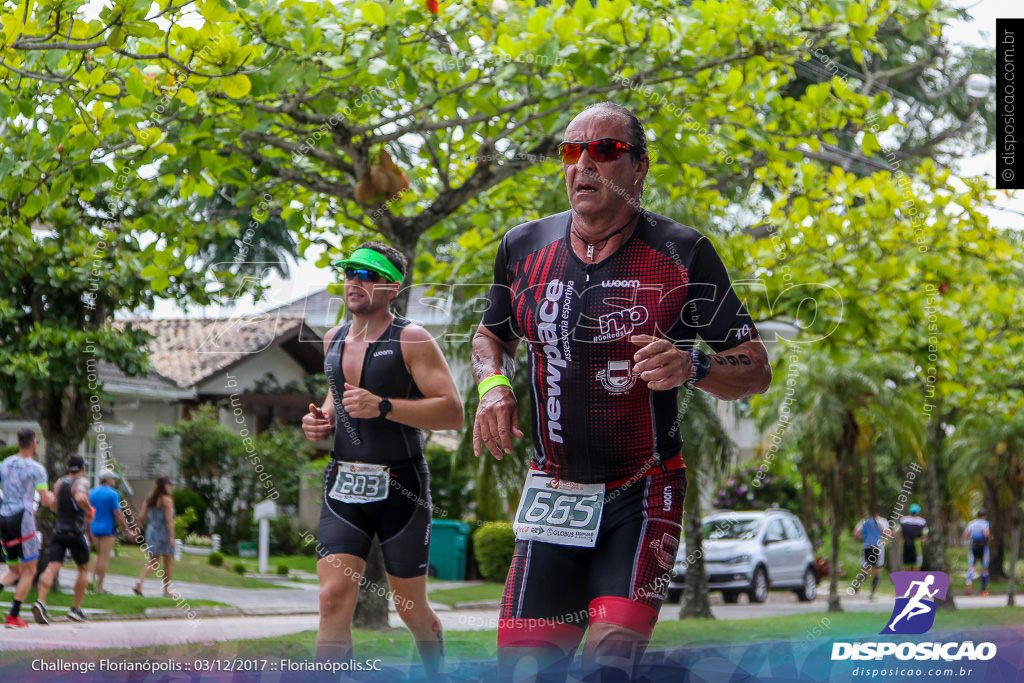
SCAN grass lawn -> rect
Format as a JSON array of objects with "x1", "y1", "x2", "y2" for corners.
[
  {"x1": 818, "y1": 530, "x2": 1024, "y2": 597},
  {"x1": 427, "y1": 582, "x2": 504, "y2": 606},
  {"x1": 104, "y1": 546, "x2": 289, "y2": 589},
  {"x1": 8, "y1": 586, "x2": 225, "y2": 616}
]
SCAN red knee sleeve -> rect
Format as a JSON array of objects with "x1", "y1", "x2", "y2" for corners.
[
  {"x1": 588, "y1": 596, "x2": 659, "y2": 639},
  {"x1": 497, "y1": 618, "x2": 585, "y2": 652}
]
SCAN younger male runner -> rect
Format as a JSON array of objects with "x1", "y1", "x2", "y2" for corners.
[
  {"x1": 34, "y1": 454, "x2": 94, "y2": 624},
  {"x1": 302, "y1": 242, "x2": 463, "y2": 678}
]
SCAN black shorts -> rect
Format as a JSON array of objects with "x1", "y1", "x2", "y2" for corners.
[
  {"x1": 863, "y1": 546, "x2": 883, "y2": 568},
  {"x1": 318, "y1": 457, "x2": 432, "y2": 579},
  {"x1": 970, "y1": 540, "x2": 989, "y2": 568},
  {"x1": 1, "y1": 510, "x2": 40, "y2": 563},
  {"x1": 49, "y1": 528, "x2": 90, "y2": 566},
  {"x1": 902, "y1": 542, "x2": 919, "y2": 566},
  {"x1": 499, "y1": 463, "x2": 685, "y2": 649}
]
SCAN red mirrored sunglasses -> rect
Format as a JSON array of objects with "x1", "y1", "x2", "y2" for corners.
[{"x1": 557, "y1": 138, "x2": 639, "y2": 164}]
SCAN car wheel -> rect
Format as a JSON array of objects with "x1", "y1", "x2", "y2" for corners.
[
  {"x1": 665, "y1": 588, "x2": 682, "y2": 604},
  {"x1": 748, "y1": 566, "x2": 768, "y2": 603},
  {"x1": 722, "y1": 590, "x2": 740, "y2": 604},
  {"x1": 797, "y1": 567, "x2": 817, "y2": 602}
]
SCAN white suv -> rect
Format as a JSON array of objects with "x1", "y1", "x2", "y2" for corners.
[{"x1": 666, "y1": 509, "x2": 818, "y2": 604}]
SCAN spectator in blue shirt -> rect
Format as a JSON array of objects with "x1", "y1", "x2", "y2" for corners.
[{"x1": 89, "y1": 470, "x2": 136, "y2": 594}]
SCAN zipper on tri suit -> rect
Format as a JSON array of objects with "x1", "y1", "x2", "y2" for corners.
[{"x1": 580, "y1": 264, "x2": 592, "y2": 484}]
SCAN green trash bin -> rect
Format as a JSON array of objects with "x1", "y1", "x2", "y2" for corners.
[{"x1": 428, "y1": 520, "x2": 471, "y2": 581}]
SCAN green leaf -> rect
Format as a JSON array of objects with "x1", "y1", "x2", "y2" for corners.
[
  {"x1": 127, "y1": 73, "x2": 146, "y2": 100},
  {"x1": 222, "y1": 74, "x2": 252, "y2": 98},
  {"x1": 846, "y1": 3, "x2": 867, "y2": 24},
  {"x1": 360, "y1": 1, "x2": 386, "y2": 27},
  {"x1": 106, "y1": 26, "x2": 125, "y2": 50},
  {"x1": 176, "y1": 88, "x2": 198, "y2": 107}
]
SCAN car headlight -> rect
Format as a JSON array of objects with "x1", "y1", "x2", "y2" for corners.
[{"x1": 724, "y1": 555, "x2": 751, "y2": 565}]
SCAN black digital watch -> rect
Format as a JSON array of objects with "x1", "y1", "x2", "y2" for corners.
[{"x1": 688, "y1": 349, "x2": 711, "y2": 387}]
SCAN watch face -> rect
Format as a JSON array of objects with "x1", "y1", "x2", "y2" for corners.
[{"x1": 379, "y1": 398, "x2": 392, "y2": 415}]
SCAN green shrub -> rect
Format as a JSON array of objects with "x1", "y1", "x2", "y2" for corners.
[
  {"x1": 0, "y1": 444, "x2": 18, "y2": 459},
  {"x1": 171, "y1": 489, "x2": 207, "y2": 534},
  {"x1": 276, "y1": 563, "x2": 290, "y2": 576},
  {"x1": 174, "y1": 507, "x2": 198, "y2": 540},
  {"x1": 233, "y1": 562, "x2": 246, "y2": 575},
  {"x1": 473, "y1": 522, "x2": 516, "y2": 583},
  {"x1": 208, "y1": 551, "x2": 224, "y2": 567},
  {"x1": 269, "y1": 515, "x2": 303, "y2": 555}
]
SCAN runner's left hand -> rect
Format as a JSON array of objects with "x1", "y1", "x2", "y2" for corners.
[
  {"x1": 630, "y1": 335, "x2": 690, "y2": 390},
  {"x1": 342, "y1": 383, "x2": 383, "y2": 419}
]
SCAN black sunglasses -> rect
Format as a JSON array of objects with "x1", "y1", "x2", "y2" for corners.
[
  {"x1": 557, "y1": 138, "x2": 639, "y2": 164},
  {"x1": 345, "y1": 267, "x2": 385, "y2": 282}
]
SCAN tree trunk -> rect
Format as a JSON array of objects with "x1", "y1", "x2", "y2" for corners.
[
  {"x1": 1008, "y1": 503, "x2": 1021, "y2": 607},
  {"x1": 352, "y1": 539, "x2": 390, "y2": 629},
  {"x1": 388, "y1": 227, "x2": 420, "y2": 319},
  {"x1": 866, "y1": 448, "x2": 877, "y2": 523},
  {"x1": 922, "y1": 419, "x2": 956, "y2": 609},
  {"x1": 852, "y1": 454, "x2": 863, "y2": 524},
  {"x1": 828, "y1": 458, "x2": 843, "y2": 612},
  {"x1": 680, "y1": 482, "x2": 713, "y2": 619},
  {"x1": 800, "y1": 461, "x2": 815, "y2": 543},
  {"x1": 982, "y1": 478, "x2": 1008, "y2": 581},
  {"x1": 33, "y1": 384, "x2": 91, "y2": 480}
]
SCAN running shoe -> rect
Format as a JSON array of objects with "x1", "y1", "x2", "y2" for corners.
[
  {"x1": 5, "y1": 614, "x2": 28, "y2": 628},
  {"x1": 965, "y1": 585, "x2": 973, "y2": 595},
  {"x1": 67, "y1": 607, "x2": 88, "y2": 622},
  {"x1": 31, "y1": 601, "x2": 49, "y2": 625},
  {"x1": 981, "y1": 590, "x2": 990, "y2": 597}
]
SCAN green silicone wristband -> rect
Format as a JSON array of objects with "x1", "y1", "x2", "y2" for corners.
[{"x1": 478, "y1": 373, "x2": 512, "y2": 399}]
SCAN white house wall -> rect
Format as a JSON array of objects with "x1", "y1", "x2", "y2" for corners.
[{"x1": 195, "y1": 344, "x2": 309, "y2": 397}]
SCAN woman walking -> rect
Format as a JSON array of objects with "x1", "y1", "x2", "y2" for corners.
[{"x1": 133, "y1": 477, "x2": 176, "y2": 598}]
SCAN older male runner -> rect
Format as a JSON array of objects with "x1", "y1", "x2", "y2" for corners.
[
  {"x1": 302, "y1": 241, "x2": 463, "y2": 678},
  {"x1": 472, "y1": 102, "x2": 771, "y2": 681}
]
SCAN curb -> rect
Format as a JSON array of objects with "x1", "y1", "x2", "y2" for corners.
[
  {"x1": 453, "y1": 600, "x2": 502, "y2": 610},
  {"x1": 79, "y1": 607, "x2": 320, "y2": 622}
]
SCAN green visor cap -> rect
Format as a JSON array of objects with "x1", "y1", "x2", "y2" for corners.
[{"x1": 333, "y1": 248, "x2": 403, "y2": 283}]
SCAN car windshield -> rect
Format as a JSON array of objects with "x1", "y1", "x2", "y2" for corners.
[{"x1": 703, "y1": 518, "x2": 762, "y2": 540}]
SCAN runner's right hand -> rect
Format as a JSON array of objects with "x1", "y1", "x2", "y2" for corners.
[
  {"x1": 302, "y1": 403, "x2": 334, "y2": 441},
  {"x1": 473, "y1": 386, "x2": 523, "y2": 460}
]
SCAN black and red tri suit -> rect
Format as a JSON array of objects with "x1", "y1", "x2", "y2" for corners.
[{"x1": 481, "y1": 210, "x2": 758, "y2": 648}]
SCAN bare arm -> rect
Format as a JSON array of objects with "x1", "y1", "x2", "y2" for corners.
[
  {"x1": 302, "y1": 326, "x2": 340, "y2": 441},
  {"x1": 630, "y1": 336, "x2": 772, "y2": 399},
  {"x1": 471, "y1": 325, "x2": 523, "y2": 460},
  {"x1": 74, "y1": 480, "x2": 94, "y2": 525},
  {"x1": 163, "y1": 495, "x2": 175, "y2": 542},
  {"x1": 38, "y1": 486, "x2": 55, "y2": 509},
  {"x1": 339, "y1": 325, "x2": 464, "y2": 430},
  {"x1": 115, "y1": 508, "x2": 138, "y2": 540}
]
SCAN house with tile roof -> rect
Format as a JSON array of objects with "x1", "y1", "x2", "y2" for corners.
[{"x1": 0, "y1": 314, "x2": 325, "y2": 502}]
